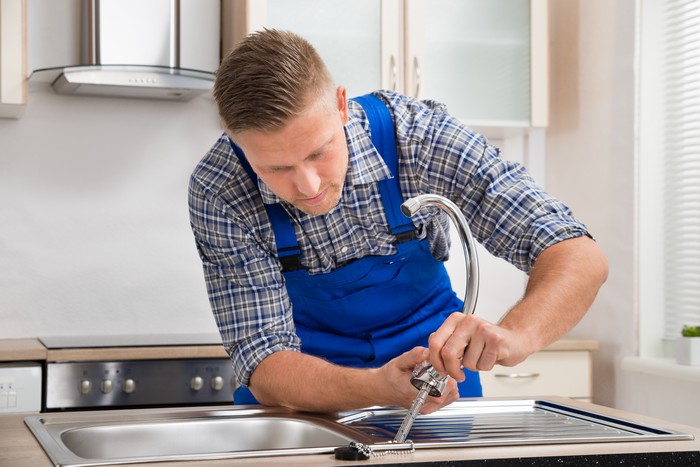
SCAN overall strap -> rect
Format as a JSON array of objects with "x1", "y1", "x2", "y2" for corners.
[
  {"x1": 228, "y1": 139, "x2": 303, "y2": 271},
  {"x1": 352, "y1": 94, "x2": 416, "y2": 241}
]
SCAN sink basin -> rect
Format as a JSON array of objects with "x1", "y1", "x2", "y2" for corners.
[
  {"x1": 61, "y1": 416, "x2": 355, "y2": 460},
  {"x1": 25, "y1": 399, "x2": 694, "y2": 467},
  {"x1": 25, "y1": 408, "x2": 372, "y2": 466}
]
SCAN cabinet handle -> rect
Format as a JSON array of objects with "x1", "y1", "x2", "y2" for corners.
[
  {"x1": 494, "y1": 372, "x2": 541, "y2": 379},
  {"x1": 390, "y1": 55, "x2": 398, "y2": 92},
  {"x1": 413, "y1": 56, "x2": 421, "y2": 98}
]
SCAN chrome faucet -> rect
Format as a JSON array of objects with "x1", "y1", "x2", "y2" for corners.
[
  {"x1": 400, "y1": 194, "x2": 480, "y2": 317},
  {"x1": 393, "y1": 194, "x2": 480, "y2": 443}
]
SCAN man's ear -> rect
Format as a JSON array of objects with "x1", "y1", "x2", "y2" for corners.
[{"x1": 336, "y1": 86, "x2": 348, "y2": 124}]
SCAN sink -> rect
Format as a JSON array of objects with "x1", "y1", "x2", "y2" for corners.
[
  {"x1": 25, "y1": 408, "x2": 372, "y2": 466},
  {"x1": 25, "y1": 399, "x2": 694, "y2": 467}
]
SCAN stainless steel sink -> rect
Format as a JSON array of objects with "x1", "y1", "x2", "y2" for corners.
[
  {"x1": 25, "y1": 408, "x2": 371, "y2": 466},
  {"x1": 25, "y1": 399, "x2": 694, "y2": 467}
]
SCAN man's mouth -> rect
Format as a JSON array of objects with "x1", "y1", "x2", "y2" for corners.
[{"x1": 303, "y1": 188, "x2": 328, "y2": 206}]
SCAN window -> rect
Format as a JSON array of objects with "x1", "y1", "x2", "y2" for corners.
[{"x1": 639, "y1": 0, "x2": 700, "y2": 356}]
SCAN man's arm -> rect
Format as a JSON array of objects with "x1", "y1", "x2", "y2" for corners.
[
  {"x1": 428, "y1": 235, "x2": 608, "y2": 380},
  {"x1": 248, "y1": 346, "x2": 460, "y2": 413}
]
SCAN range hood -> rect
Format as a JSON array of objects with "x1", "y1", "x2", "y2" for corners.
[
  {"x1": 50, "y1": 65, "x2": 214, "y2": 101},
  {"x1": 31, "y1": 0, "x2": 218, "y2": 102}
]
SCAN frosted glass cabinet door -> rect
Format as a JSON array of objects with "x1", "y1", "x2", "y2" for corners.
[
  {"x1": 407, "y1": 0, "x2": 539, "y2": 126},
  {"x1": 266, "y1": 0, "x2": 384, "y2": 98}
]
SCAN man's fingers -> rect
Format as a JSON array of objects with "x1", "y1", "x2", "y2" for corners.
[{"x1": 428, "y1": 312, "x2": 464, "y2": 373}]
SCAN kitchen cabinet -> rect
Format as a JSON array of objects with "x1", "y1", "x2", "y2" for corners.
[
  {"x1": 222, "y1": 0, "x2": 547, "y2": 127},
  {"x1": 480, "y1": 340, "x2": 596, "y2": 401},
  {"x1": 0, "y1": 0, "x2": 27, "y2": 118},
  {"x1": 406, "y1": 0, "x2": 548, "y2": 127},
  {"x1": 222, "y1": 0, "x2": 394, "y2": 99}
]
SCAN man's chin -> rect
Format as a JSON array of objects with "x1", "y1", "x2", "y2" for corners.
[
  {"x1": 295, "y1": 201, "x2": 336, "y2": 217},
  {"x1": 294, "y1": 192, "x2": 341, "y2": 216}
]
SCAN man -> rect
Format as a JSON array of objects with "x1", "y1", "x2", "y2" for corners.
[{"x1": 188, "y1": 29, "x2": 608, "y2": 414}]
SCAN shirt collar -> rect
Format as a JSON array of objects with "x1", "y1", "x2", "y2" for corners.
[{"x1": 257, "y1": 100, "x2": 393, "y2": 205}]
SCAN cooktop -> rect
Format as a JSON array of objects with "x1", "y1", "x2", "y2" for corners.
[{"x1": 39, "y1": 333, "x2": 223, "y2": 349}]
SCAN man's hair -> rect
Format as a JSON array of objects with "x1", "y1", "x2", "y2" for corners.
[{"x1": 214, "y1": 29, "x2": 335, "y2": 134}]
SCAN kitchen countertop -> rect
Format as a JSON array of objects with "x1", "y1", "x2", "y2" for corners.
[
  {"x1": 1, "y1": 396, "x2": 698, "y2": 467},
  {"x1": 0, "y1": 337, "x2": 228, "y2": 362},
  {"x1": 0, "y1": 339, "x2": 47, "y2": 362}
]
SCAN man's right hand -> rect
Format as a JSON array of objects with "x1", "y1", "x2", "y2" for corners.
[{"x1": 376, "y1": 346, "x2": 460, "y2": 414}]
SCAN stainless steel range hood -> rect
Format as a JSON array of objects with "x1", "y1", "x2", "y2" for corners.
[
  {"x1": 50, "y1": 65, "x2": 214, "y2": 101},
  {"x1": 32, "y1": 0, "x2": 217, "y2": 101}
]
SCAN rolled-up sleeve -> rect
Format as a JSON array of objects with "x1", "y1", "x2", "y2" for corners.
[{"x1": 188, "y1": 169, "x2": 300, "y2": 387}]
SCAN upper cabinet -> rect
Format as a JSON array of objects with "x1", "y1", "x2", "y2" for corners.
[
  {"x1": 0, "y1": 0, "x2": 27, "y2": 119},
  {"x1": 406, "y1": 0, "x2": 548, "y2": 127},
  {"x1": 222, "y1": 0, "x2": 548, "y2": 128},
  {"x1": 222, "y1": 0, "x2": 391, "y2": 99}
]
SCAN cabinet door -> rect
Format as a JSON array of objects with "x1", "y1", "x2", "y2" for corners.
[
  {"x1": 405, "y1": 0, "x2": 547, "y2": 127},
  {"x1": 0, "y1": 0, "x2": 27, "y2": 119},
  {"x1": 479, "y1": 350, "x2": 592, "y2": 400},
  {"x1": 254, "y1": 0, "x2": 399, "y2": 98}
]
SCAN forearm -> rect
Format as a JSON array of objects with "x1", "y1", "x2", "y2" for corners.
[
  {"x1": 248, "y1": 350, "x2": 391, "y2": 412},
  {"x1": 247, "y1": 346, "x2": 457, "y2": 413},
  {"x1": 498, "y1": 235, "x2": 608, "y2": 362},
  {"x1": 429, "y1": 235, "x2": 607, "y2": 378}
]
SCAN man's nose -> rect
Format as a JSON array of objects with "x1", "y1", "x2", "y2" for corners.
[{"x1": 294, "y1": 166, "x2": 321, "y2": 196}]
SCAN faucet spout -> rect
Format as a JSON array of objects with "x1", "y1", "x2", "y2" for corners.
[{"x1": 401, "y1": 194, "x2": 480, "y2": 316}]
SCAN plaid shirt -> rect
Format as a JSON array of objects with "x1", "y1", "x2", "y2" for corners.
[{"x1": 188, "y1": 90, "x2": 589, "y2": 386}]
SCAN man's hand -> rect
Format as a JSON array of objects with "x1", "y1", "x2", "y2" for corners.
[
  {"x1": 377, "y1": 346, "x2": 460, "y2": 414},
  {"x1": 427, "y1": 313, "x2": 522, "y2": 381}
]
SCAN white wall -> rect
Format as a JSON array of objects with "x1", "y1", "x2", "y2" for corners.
[
  {"x1": 546, "y1": 0, "x2": 637, "y2": 408},
  {"x1": 0, "y1": 87, "x2": 222, "y2": 339}
]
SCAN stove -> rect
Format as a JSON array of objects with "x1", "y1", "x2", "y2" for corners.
[
  {"x1": 39, "y1": 333, "x2": 237, "y2": 412},
  {"x1": 39, "y1": 332, "x2": 224, "y2": 349}
]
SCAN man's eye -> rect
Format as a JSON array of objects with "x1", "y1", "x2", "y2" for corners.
[{"x1": 268, "y1": 166, "x2": 290, "y2": 174}]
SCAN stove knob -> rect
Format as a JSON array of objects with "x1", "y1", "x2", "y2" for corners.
[
  {"x1": 211, "y1": 376, "x2": 224, "y2": 391},
  {"x1": 100, "y1": 379, "x2": 114, "y2": 394},
  {"x1": 79, "y1": 380, "x2": 92, "y2": 395},
  {"x1": 190, "y1": 376, "x2": 204, "y2": 391},
  {"x1": 122, "y1": 378, "x2": 136, "y2": 394}
]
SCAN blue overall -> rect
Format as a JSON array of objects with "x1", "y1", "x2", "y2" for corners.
[{"x1": 230, "y1": 94, "x2": 481, "y2": 404}]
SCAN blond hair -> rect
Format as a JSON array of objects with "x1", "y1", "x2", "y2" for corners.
[{"x1": 214, "y1": 29, "x2": 335, "y2": 133}]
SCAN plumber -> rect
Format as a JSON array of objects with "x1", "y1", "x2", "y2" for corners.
[{"x1": 188, "y1": 29, "x2": 608, "y2": 414}]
